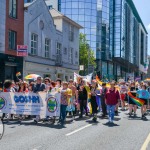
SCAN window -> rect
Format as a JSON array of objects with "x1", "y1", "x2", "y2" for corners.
[
  {"x1": 56, "y1": 43, "x2": 62, "y2": 55},
  {"x1": 64, "y1": 47, "x2": 67, "y2": 54},
  {"x1": 45, "y1": 39, "x2": 50, "y2": 58},
  {"x1": 9, "y1": 0, "x2": 17, "y2": 18},
  {"x1": 69, "y1": 25, "x2": 74, "y2": 41},
  {"x1": 31, "y1": 33, "x2": 38, "y2": 55},
  {"x1": 75, "y1": 51, "x2": 78, "y2": 58},
  {"x1": 69, "y1": 48, "x2": 73, "y2": 64},
  {"x1": 9, "y1": 30, "x2": 16, "y2": 50}
]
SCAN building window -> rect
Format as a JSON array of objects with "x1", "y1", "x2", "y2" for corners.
[
  {"x1": 75, "y1": 51, "x2": 78, "y2": 58},
  {"x1": 69, "y1": 25, "x2": 74, "y2": 41},
  {"x1": 56, "y1": 43, "x2": 62, "y2": 55},
  {"x1": 45, "y1": 38, "x2": 50, "y2": 58},
  {"x1": 31, "y1": 33, "x2": 38, "y2": 55},
  {"x1": 48, "y1": 5, "x2": 53, "y2": 10},
  {"x1": 69, "y1": 48, "x2": 73, "y2": 64},
  {"x1": 9, "y1": 30, "x2": 17, "y2": 50},
  {"x1": 64, "y1": 47, "x2": 67, "y2": 54},
  {"x1": 9, "y1": 0, "x2": 17, "y2": 18}
]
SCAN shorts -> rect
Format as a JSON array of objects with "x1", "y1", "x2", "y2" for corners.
[
  {"x1": 120, "y1": 94, "x2": 125, "y2": 101},
  {"x1": 140, "y1": 98, "x2": 148, "y2": 105}
]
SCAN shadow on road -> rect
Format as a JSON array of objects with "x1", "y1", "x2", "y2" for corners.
[{"x1": 103, "y1": 122, "x2": 120, "y2": 127}]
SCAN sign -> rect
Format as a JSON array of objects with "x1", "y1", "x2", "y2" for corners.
[
  {"x1": 17, "y1": 45, "x2": 28, "y2": 57},
  {"x1": 80, "y1": 65, "x2": 84, "y2": 71},
  {"x1": 0, "y1": 92, "x2": 60, "y2": 117}
]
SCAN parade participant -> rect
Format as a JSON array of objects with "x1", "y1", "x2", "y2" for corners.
[
  {"x1": 100, "y1": 83, "x2": 107, "y2": 118},
  {"x1": 78, "y1": 80, "x2": 88, "y2": 118},
  {"x1": 66, "y1": 79, "x2": 77, "y2": 120},
  {"x1": 50, "y1": 81, "x2": 57, "y2": 93},
  {"x1": 105, "y1": 81, "x2": 120, "y2": 123},
  {"x1": 28, "y1": 82, "x2": 34, "y2": 92},
  {"x1": 2, "y1": 80, "x2": 14, "y2": 120},
  {"x1": 128, "y1": 82, "x2": 138, "y2": 117},
  {"x1": 44, "y1": 77, "x2": 51, "y2": 92},
  {"x1": 120, "y1": 81, "x2": 128, "y2": 111},
  {"x1": 136, "y1": 85, "x2": 149, "y2": 119},
  {"x1": 32, "y1": 76, "x2": 46, "y2": 123},
  {"x1": 18, "y1": 82, "x2": 29, "y2": 93},
  {"x1": 90, "y1": 80, "x2": 99, "y2": 122},
  {"x1": 58, "y1": 82, "x2": 72, "y2": 125}
]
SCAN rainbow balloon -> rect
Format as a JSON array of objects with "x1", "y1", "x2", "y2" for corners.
[{"x1": 127, "y1": 92, "x2": 145, "y2": 106}]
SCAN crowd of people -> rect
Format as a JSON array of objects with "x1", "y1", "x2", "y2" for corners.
[{"x1": 0, "y1": 76, "x2": 150, "y2": 125}]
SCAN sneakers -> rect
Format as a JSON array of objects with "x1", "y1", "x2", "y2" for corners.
[{"x1": 141, "y1": 115, "x2": 147, "y2": 119}]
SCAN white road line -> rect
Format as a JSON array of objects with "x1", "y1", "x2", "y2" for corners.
[
  {"x1": 66, "y1": 124, "x2": 92, "y2": 136},
  {"x1": 141, "y1": 133, "x2": 150, "y2": 150}
]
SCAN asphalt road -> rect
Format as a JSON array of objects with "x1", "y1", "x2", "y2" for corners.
[{"x1": 0, "y1": 109, "x2": 150, "y2": 150}]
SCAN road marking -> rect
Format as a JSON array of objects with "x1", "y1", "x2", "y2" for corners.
[
  {"x1": 141, "y1": 133, "x2": 150, "y2": 150},
  {"x1": 66, "y1": 124, "x2": 92, "y2": 136}
]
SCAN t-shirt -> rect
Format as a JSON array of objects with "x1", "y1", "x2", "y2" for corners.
[
  {"x1": 61, "y1": 88, "x2": 72, "y2": 105},
  {"x1": 32, "y1": 83, "x2": 46, "y2": 93}
]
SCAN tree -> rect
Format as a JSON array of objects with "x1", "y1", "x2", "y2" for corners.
[{"x1": 79, "y1": 33, "x2": 96, "y2": 75}]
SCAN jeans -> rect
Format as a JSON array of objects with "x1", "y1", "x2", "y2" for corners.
[
  {"x1": 107, "y1": 105, "x2": 115, "y2": 121},
  {"x1": 59, "y1": 104, "x2": 67, "y2": 123}
]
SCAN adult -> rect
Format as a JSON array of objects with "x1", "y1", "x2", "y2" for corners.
[
  {"x1": 59, "y1": 82, "x2": 72, "y2": 125},
  {"x1": 137, "y1": 85, "x2": 149, "y2": 119},
  {"x1": 90, "y1": 80, "x2": 99, "y2": 122},
  {"x1": 66, "y1": 79, "x2": 77, "y2": 119},
  {"x1": 105, "y1": 81, "x2": 120, "y2": 123},
  {"x1": 44, "y1": 77, "x2": 51, "y2": 92},
  {"x1": 100, "y1": 83, "x2": 107, "y2": 118},
  {"x1": 128, "y1": 82, "x2": 138, "y2": 117},
  {"x1": 32, "y1": 76, "x2": 46, "y2": 123},
  {"x1": 78, "y1": 80, "x2": 88, "y2": 118},
  {"x1": 119, "y1": 81, "x2": 128, "y2": 111}
]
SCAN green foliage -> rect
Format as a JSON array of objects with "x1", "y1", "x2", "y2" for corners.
[{"x1": 79, "y1": 33, "x2": 96, "y2": 75}]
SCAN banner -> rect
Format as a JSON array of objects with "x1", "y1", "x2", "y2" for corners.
[
  {"x1": 0, "y1": 92, "x2": 61, "y2": 117},
  {"x1": 74, "y1": 72, "x2": 93, "y2": 83}
]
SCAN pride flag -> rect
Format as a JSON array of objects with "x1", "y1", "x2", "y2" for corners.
[
  {"x1": 127, "y1": 92, "x2": 145, "y2": 106},
  {"x1": 16, "y1": 72, "x2": 21, "y2": 77}
]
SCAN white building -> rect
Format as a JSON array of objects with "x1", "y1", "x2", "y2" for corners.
[{"x1": 24, "y1": 0, "x2": 82, "y2": 81}]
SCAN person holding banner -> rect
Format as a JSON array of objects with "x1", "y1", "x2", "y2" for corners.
[
  {"x1": 2, "y1": 80, "x2": 14, "y2": 121},
  {"x1": 32, "y1": 76, "x2": 46, "y2": 124},
  {"x1": 58, "y1": 82, "x2": 72, "y2": 125},
  {"x1": 136, "y1": 85, "x2": 149, "y2": 119}
]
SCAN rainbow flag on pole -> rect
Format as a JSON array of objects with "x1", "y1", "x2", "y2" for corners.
[
  {"x1": 16, "y1": 72, "x2": 21, "y2": 77},
  {"x1": 127, "y1": 92, "x2": 145, "y2": 106}
]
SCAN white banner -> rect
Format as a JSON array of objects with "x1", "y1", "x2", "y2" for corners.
[{"x1": 0, "y1": 92, "x2": 61, "y2": 118}]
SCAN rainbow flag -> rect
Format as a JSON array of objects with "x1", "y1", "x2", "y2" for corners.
[
  {"x1": 128, "y1": 92, "x2": 145, "y2": 106},
  {"x1": 96, "y1": 75, "x2": 110, "y2": 88},
  {"x1": 16, "y1": 72, "x2": 21, "y2": 77}
]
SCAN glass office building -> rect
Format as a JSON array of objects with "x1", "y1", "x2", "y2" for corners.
[{"x1": 60, "y1": 0, "x2": 110, "y2": 73}]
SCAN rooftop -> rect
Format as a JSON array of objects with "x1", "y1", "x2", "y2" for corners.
[
  {"x1": 50, "y1": 9, "x2": 83, "y2": 29},
  {"x1": 127, "y1": 0, "x2": 148, "y2": 34}
]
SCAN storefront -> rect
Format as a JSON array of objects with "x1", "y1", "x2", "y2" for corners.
[{"x1": 0, "y1": 54, "x2": 23, "y2": 82}]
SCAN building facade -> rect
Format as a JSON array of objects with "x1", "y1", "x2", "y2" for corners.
[
  {"x1": 24, "y1": 0, "x2": 81, "y2": 81},
  {"x1": 60, "y1": 0, "x2": 110, "y2": 61},
  {"x1": 109, "y1": 0, "x2": 148, "y2": 81},
  {"x1": 24, "y1": 0, "x2": 60, "y2": 10},
  {"x1": 0, "y1": 0, "x2": 24, "y2": 82},
  {"x1": 59, "y1": 0, "x2": 148, "y2": 81}
]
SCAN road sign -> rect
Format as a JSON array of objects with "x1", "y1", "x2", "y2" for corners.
[
  {"x1": 17, "y1": 45, "x2": 28, "y2": 57},
  {"x1": 80, "y1": 65, "x2": 84, "y2": 71}
]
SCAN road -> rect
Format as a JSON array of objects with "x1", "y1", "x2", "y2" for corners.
[{"x1": 0, "y1": 109, "x2": 150, "y2": 150}]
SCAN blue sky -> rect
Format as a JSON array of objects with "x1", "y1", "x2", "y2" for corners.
[{"x1": 133, "y1": 0, "x2": 150, "y2": 54}]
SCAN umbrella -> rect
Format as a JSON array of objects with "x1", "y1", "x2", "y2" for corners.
[
  {"x1": 144, "y1": 78, "x2": 150, "y2": 82},
  {"x1": 24, "y1": 74, "x2": 40, "y2": 80}
]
